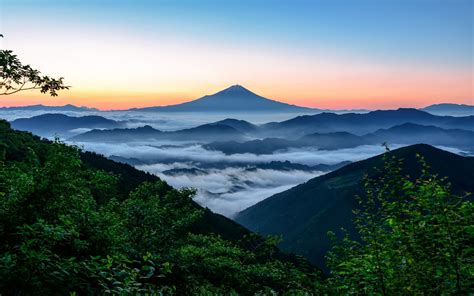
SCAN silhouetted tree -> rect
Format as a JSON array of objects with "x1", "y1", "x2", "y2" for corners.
[{"x1": 0, "y1": 35, "x2": 69, "y2": 96}]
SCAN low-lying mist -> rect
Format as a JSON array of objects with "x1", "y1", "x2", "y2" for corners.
[
  {"x1": 68, "y1": 139, "x2": 471, "y2": 217},
  {"x1": 69, "y1": 140, "x2": 401, "y2": 216},
  {"x1": 4, "y1": 108, "x2": 473, "y2": 217}
]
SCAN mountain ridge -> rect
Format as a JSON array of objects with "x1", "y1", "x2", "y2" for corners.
[
  {"x1": 69, "y1": 122, "x2": 246, "y2": 142},
  {"x1": 10, "y1": 113, "x2": 122, "y2": 137},
  {"x1": 0, "y1": 104, "x2": 98, "y2": 112},
  {"x1": 204, "y1": 123, "x2": 474, "y2": 154}
]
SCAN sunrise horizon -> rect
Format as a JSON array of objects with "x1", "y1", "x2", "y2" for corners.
[
  {"x1": 1, "y1": 81, "x2": 473, "y2": 112},
  {"x1": 1, "y1": 0, "x2": 472, "y2": 111}
]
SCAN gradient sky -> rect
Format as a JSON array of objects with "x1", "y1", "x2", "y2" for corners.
[{"x1": 0, "y1": 0, "x2": 472, "y2": 110}]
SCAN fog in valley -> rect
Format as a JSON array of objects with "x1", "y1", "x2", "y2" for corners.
[{"x1": 2, "y1": 107, "x2": 473, "y2": 217}]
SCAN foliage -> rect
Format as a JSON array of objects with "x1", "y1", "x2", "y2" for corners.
[
  {"x1": 327, "y1": 151, "x2": 474, "y2": 295},
  {"x1": 0, "y1": 36, "x2": 69, "y2": 96},
  {"x1": 0, "y1": 121, "x2": 321, "y2": 295}
]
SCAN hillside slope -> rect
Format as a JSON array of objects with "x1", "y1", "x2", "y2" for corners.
[
  {"x1": 1, "y1": 119, "x2": 322, "y2": 294},
  {"x1": 235, "y1": 144, "x2": 474, "y2": 268}
]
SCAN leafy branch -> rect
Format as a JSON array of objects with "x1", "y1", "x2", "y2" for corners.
[{"x1": 0, "y1": 35, "x2": 69, "y2": 96}]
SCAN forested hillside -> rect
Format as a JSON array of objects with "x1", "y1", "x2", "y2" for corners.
[
  {"x1": 0, "y1": 120, "x2": 321, "y2": 294},
  {"x1": 237, "y1": 144, "x2": 474, "y2": 270}
]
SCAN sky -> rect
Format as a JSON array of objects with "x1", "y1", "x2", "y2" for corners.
[{"x1": 0, "y1": 0, "x2": 472, "y2": 110}]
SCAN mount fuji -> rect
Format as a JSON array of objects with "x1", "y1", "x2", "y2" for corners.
[{"x1": 129, "y1": 85, "x2": 317, "y2": 112}]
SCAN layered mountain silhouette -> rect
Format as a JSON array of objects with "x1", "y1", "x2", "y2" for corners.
[
  {"x1": 421, "y1": 103, "x2": 474, "y2": 116},
  {"x1": 235, "y1": 144, "x2": 474, "y2": 269},
  {"x1": 69, "y1": 123, "x2": 247, "y2": 142},
  {"x1": 130, "y1": 85, "x2": 316, "y2": 112},
  {"x1": 68, "y1": 108, "x2": 474, "y2": 153},
  {"x1": 260, "y1": 108, "x2": 474, "y2": 137},
  {"x1": 205, "y1": 123, "x2": 474, "y2": 154},
  {"x1": 10, "y1": 113, "x2": 122, "y2": 138},
  {"x1": 0, "y1": 104, "x2": 98, "y2": 112}
]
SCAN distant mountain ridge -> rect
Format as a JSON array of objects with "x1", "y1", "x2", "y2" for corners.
[
  {"x1": 68, "y1": 109, "x2": 474, "y2": 153},
  {"x1": 0, "y1": 104, "x2": 98, "y2": 112},
  {"x1": 10, "y1": 113, "x2": 122, "y2": 138},
  {"x1": 129, "y1": 85, "x2": 317, "y2": 113},
  {"x1": 260, "y1": 108, "x2": 474, "y2": 137},
  {"x1": 205, "y1": 123, "x2": 474, "y2": 154},
  {"x1": 421, "y1": 103, "x2": 474, "y2": 116},
  {"x1": 69, "y1": 122, "x2": 247, "y2": 142},
  {"x1": 2, "y1": 101, "x2": 471, "y2": 116}
]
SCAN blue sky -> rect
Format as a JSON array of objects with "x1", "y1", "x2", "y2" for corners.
[{"x1": 0, "y1": 0, "x2": 472, "y2": 109}]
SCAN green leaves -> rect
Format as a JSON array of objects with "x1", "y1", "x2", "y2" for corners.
[
  {"x1": 327, "y1": 153, "x2": 473, "y2": 294},
  {"x1": 0, "y1": 49, "x2": 69, "y2": 96}
]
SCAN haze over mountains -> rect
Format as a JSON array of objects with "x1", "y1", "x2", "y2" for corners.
[
  {"x1": 260, "y1": 108, "x2": 474, "y2": 137},
  {"x1": 2, "y1": 85, "x2": 472, "y2": 117},
  {"x1": 10, "y1": 113, "x2": 123, "y2": 138},
  {"x1": 70, "y1": 123, "x2": 246, "y2": 143},
  {"x1": 65, "y1": 109, "x2": 474, "y2": 154},
  {"x1": 205, "y1": 123, "x2": 474, "y2": 154},
  {"x1": 420, "y1": 103, "x2": 474, "y2": 116}
]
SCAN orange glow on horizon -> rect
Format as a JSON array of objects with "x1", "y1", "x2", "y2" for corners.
[
  {"x1": 2, "y1": 89, "x2": 472, "y2": 111},
  {"x1": 2, "y1": 70, "x2": 472, "y2": 111}
]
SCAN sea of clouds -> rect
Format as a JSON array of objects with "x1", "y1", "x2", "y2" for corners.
[
  {"x1": 4, "y1": 109, "x2": 472, "y2": 218},
  {"x1": 69, "y1": 140, "x2": 396, "y2": 217}
]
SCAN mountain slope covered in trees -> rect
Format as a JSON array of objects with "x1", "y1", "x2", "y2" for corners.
[
  {"x1": 236, "y1": 144, "x2": 474, "y2": 269},
  {"x1": 0, "y1": 120, "x2": 321, "y2": 294}
]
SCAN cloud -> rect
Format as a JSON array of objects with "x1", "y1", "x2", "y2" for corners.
[
  {"x1": 68, "y1": 127, "x2": 93, "y2": 135},
  {"x1": 72, "y1": 141, "x2": 393, "y2": 165},
  {"x1": 66, "y1": 140, "x2": 473, "y2": 218},
  {"x1": 144, "y1": 167, "x2": 323, "y2": 217}
]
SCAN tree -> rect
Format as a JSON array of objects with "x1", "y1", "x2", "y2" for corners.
[
  {"x1": 327, "y1": 152, "x2": 473, "y2": 294},
  {"x1": 0, "y1": 35, "x2": 69, "y2": 96}
]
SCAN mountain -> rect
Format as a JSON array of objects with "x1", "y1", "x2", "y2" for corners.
[
  {"x1": 366, "y1": 123, "x2": 474, "y2": 150},
  {"x1": 69, "y1": 123, "x2": 246, "y2": 142},
  {"x1": 205, "y1": 123, "x2": 474, "y2": 155},
  {"x1": 421, "y1": 103, "x2": 474, "y2": 116},
  {"x1": 129, "y1": 85, "x2": 317, "y2": 112},
  {"x1": 1, "y1": 119, "x2": 322, "y2": 294},
  {"x1": 209, "y1": 118, "x2": 258, "y2": 133},
  {"x1": 0, "y1": 104, "x2": 98, "y2": 112},
  {"x1": 10, "y1": 113, "x2": 122, "y2": 138},
  {"x1": 261, "y1": 108, "x2": 474, "y2": 138},
  {"x1": 235, "y1": 144, "x2": 474, "y2": 269}
]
